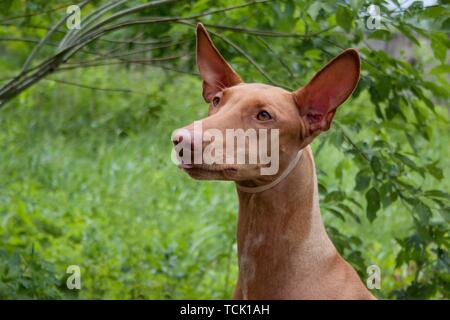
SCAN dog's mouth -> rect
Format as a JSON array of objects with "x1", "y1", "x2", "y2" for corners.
[
  {"x1": 177, "y1": 161, "x2": 242, "y2": 181},
  {"x1": 178, "y1": 162, "x2": 238, "y2": 173}
]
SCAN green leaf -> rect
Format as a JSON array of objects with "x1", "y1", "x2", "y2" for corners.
[
  {"x1": 307, "y1": 2, "x2": 323, "y2": 20},
  {"x1": 424, "y1": 190, "x2": 450, "y2": 201},
  {"x1": 318, "y1": 182, "x2": 328, "y2": 194},
  {"x1": 370, "y1": 156, "x2": 382, "y2": 174},
  {"x1": 426, "y1": 164, "x2": 444, "y2": 180},
  {"x1": 431, "y1": 33, "x2": 448, "y2": 64},
  {"x1": 394, "y1": 153, "x2": 424, "y2": 176},
  {"x1": 368, "y1": 29, "x2": 392, "y2": 41},
  {"x1": 371, "y1": 76, "x2": 391, "y2": 103},
  {"x1": 380, "y1": 182, "x2": 398, "y2": 208},
  {"x1": 442, "y1": 18, "x2": 450, "y2": 31},
  {"x1": 324, "y1": 190, "x2": 346, "y2": 202},
  {"x1": 328, "y1": 208, "x2": 346, "y2": 221},
  {"x1": 336, "y1": 5, "x2": 353, "y2": 32},
  {"x1": 337, "y1": 203, "x2": 361, "y2": 223},
  {"x1": 422, "y1": 81, "x2": 449, "y2": 98},
  {"x1": 396, "y1": 23, "x2": 420, "y2": 46},
  {"x1": 355, "y1": 170, "x2": 371, "y2": 192},
  {"x1": 365, "y1": 187, "x2": 380, "y2": 222},
  {"x1": 429, "y1": 64, "x2": 450, "y2": 75},
  {"x1": 407, "y1": 1, "x2": 424, "y2": 14},
  {"x1": 412, "y1": 199, "x2": 432, "y2": 224},
  {"x1": 421, "y1": 5, "x2": 445, "y2": 19},
  {"x1": 439, "y1": 207, "x2": 450, "y2": 223}
]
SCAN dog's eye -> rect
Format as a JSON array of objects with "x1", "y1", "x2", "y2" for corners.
[
  {"x1": 212, "y1": 96, "x2": 221, "y2": 107},
  {"x1": 257, "y1": 110, "x2": 272, "y2": 121}
]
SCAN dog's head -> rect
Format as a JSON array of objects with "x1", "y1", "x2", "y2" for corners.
[{"x1": 172, "y1": 24, "x2": 360, "y2": 184}]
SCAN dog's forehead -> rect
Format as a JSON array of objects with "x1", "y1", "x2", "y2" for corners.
[
  {"x1": 231, "y1": 82, "x2": 289, "y2": 94},
  {"x1": 227, "y1": 83, "x2": 292, "y2": 105}
]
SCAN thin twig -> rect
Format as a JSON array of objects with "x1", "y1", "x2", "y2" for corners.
[
  {"x1": 43, "y1": 78, "x2": 147, "y2": 95},
  {"x1": 71, "y1": 40, "x2": 191, "y2": 63},
  {"x1": 58, "y1": 55, "x2": 186, "y2": 70},
  {"x1": 202, "y1": 23, "x2": 336, "y2": 38},
  {"x1": 0, "y1": 1, "x2": 74, "y2": 23},
  {"x1": 255, "y1": 36, "x2": 294, "y2": 77}
]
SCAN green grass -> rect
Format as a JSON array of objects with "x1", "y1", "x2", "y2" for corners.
[
  {"x1": 0, "y1": 68, "x2": 239, "y2": 299},
  {"x1": 0, "y1": 67, "x2": 448, "y2": 299}
]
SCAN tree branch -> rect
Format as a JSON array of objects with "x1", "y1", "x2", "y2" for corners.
[{"x1": 43, "y1": 78, "x2": 147, "y2": 95}]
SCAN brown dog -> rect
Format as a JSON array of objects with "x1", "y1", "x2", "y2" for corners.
[{"x1": 172, "y1": 23, "x2": 374, "y2": 300}]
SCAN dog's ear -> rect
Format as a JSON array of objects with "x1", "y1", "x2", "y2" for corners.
[
  {"x1": 293, "y1": 49, "x2": 360, "y2": 134},
  {"x1": 196, "y1": 23, "x2": 242, "y2": 103}
]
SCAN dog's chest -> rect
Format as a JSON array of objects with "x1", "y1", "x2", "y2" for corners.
[{"x1": 239, "y1": 233, "x2": 265, "y2": 300}]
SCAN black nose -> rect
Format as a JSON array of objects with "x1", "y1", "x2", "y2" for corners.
[
  {"x1": 172, "y1": 138, "x2": 180, "y2": 146},
  {"x1": 172, "y1": 131, "x2": 195, "y2": 151},
  {"x1": 172, "y1": 136, "x2": 183, "y2": 157}
]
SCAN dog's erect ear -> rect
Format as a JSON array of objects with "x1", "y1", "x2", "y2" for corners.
[
  {"x1": 293, "y1": 49, "x2": 360, "y2": 133},
  {"x1": 196, "y1": 23, "x2": 242, "y2": 103}
]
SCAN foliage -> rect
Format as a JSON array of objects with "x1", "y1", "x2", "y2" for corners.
[{"x1": 0, "y1": 0, "x2": 449, "y2": 299}]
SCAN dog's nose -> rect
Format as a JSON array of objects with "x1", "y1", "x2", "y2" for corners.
[
  {"x1": 172, "y1": 129, "x2": 195, "y2": 151},
  {"x1": 172, "y1": 130, "x2": 186, "y2": 145},
  {"x1": 172, "y1": 128, "x2": 197, "y2": 163}
]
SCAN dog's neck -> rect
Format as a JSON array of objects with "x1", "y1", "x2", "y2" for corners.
[{"x1": 235, "y1": 145, "x2": 337, "y2": 299}]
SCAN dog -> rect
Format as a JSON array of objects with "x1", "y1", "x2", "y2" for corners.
[{"x1": 172, "y1": 23, "x2": 374, "y2": 300}]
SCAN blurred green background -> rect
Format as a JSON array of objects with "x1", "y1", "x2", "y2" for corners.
[{"x1": 0, "y1": 0, "x2": 448, "y2": 299}]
